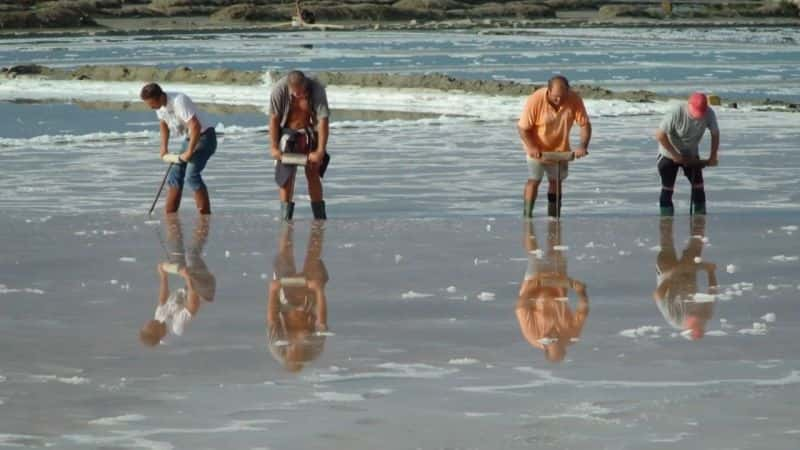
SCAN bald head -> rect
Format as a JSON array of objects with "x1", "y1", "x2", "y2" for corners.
[{"x1": 547, "y1": 75, "x2": 570, "y2": 107}]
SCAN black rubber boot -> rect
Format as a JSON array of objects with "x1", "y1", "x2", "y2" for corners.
[
  {"x1": 547, "y1": 193, "x2": 560, "y2": 218},
  {"x1": 311, "y1": 201, "x2": 327, "y2": 220},
  {"x1": 692, "y1": 202, "x2": 706, "y2": 216},
  {"x1": 280, "y1": 201, "x2": 295, "y2": 221}
]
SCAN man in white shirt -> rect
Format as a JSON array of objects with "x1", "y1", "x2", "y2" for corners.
[{"x1": 141, "y1": 83, "x2": 217, "y2": 215}]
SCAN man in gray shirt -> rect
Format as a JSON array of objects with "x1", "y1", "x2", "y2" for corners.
[
  {"x1": 655, "y1": 92, "x2": 720, "y2": 216},
  {"x1": 269, "y1": 70, "x2": 330, "y2": 220}
]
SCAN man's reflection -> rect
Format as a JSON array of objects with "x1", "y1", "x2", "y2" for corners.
[
  {"x1": 515, "y1": 220, "x2": 589, "y2": 363},
  {"x1": 267, "y1": 223, "x2": 329, "y2": 372},
  {"x1": 654, "y1": 217, "x2": 717, "y2": 340},
  {"x1": 140, "y1": 214, "x2": 216, "y2": 346}
]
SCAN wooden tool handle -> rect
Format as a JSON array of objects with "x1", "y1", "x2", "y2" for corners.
[{"x1": 541, "y1": 151, "x2": 575, "y2": 162}]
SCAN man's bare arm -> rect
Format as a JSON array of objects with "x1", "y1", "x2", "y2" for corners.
[{"x1": 269, "y1": 114, "x2": 282, "y2": 160}]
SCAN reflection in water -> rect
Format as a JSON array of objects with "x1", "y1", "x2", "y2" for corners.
[
  {"x1": 140, "y1": 214, "x2": 216, "y2": 347},
  {"x1": 515, "y1": 220, "x2": 589, "y2": 363},
  {"x1": 267, "y1": 223, "x2": 329, "y2": 373},
  {"x1": 654, "y1": 217, "x2": 718, "y2": 340}
]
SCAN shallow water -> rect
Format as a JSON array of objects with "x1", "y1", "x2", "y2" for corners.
[
  {"x1": 1, "y1": 214, "x2": 799, "y2": 449},
  {"x1": 2, "y1": 28, "x2": 799, "y2": 100}
]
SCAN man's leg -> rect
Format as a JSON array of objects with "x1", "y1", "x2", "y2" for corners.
[
  {"x1": 546, "y1": 162, "x2": 567, "y2": 218},
  {"x1": 279, "y1": 174, "x2": 296, "y2": 221},
  {"x1": 524, "y1": 158, "x2": 544, "y2": 218},
  {"x1": 684, "y1": 166, "x2": 706, "y2": 215},
  {"x1": 185, "y1": 133, "x2": 215, "y2": 215},
  {"x1": 165, "y1": 163, "x2": 186, "y2": 214},
  {"x1": 306, "y1": 163, "x2": 326, "y2": 220},
  {"x1": 657, "y1": 156, "x2": 680, "y2": 216}
]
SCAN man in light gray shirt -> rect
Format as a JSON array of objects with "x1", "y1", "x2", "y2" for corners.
[
  {"x1": 269, "y1": 70, "x2": 330, "y2": 221},
  {"x1": 655, "y1": 92, "x2": 720, "y2": 216}
]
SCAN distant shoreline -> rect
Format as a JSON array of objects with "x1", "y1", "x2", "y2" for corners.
[{"x1": 1, "y1": 15, "x2": 799, "y2": 39}]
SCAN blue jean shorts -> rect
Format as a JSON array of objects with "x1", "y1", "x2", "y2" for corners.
[{"x1": 167, "y1": 128, "x2": 217, "y2": 191}]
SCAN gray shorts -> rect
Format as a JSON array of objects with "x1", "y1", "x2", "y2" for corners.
[{"x1": 527, "y1": 157, "x2": 568, "y2": 181}]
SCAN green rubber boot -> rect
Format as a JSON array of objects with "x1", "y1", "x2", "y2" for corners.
[
  {"x1": 280, "y1": 201, "x2": 295, "y2": 221},
  {"x1": 311, "y1": 201, "x2": 327, "y2": 220},
  {"x1": 660, "y1": 205, "x2": 674, "y2": 217}
]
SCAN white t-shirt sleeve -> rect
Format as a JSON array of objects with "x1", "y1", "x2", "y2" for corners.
[
  {"x1": 173, "y1": 94, "x2": 199, "y2": 124},
  {"x1": 154, "y1": 304, "x2": 169, "y2": 322},
  {"x1": 171, "y1": 308, "x2": 193, "y2": 336}
]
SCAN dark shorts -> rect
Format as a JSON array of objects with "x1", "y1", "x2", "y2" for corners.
[
  {"x1": 275, "y1": 127, "x2": 330, "y2": 187},
  {"x1": 167, "y1": 128, "x2": 217, "y2": 191}
]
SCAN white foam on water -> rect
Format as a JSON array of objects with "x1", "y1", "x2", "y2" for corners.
[
  {"x1": 446, "y1": 286, "x2": 457, "y2": 293},
  {"x1": 464, "y1": 412, "x2": 502, "y2": 417},
  {"x1": 649, "y1": 432, "x2": 691, "y2": 443},
  {"x1": 449, "y1": 358, "x2": 480, "y2": 365},
  {"x1": 89, "y1": 414, "x2": 147, "y2": 426},
  {"x1": 58, "y1": 376, "x2": 91, "y2": 385},
  {"x1": 780, "y1": 225, "x2": 798, "y2": 232},
  {"x1": 619, "y1": 325, "x2": 661, "y2": 338},
  {"x1": 538, "y1": 402, "x2": 621, "y2": 424},
  {"x1": 0, "y1": 285, "x2": 46, "y2": 295},
  {"x1": 476, "y1": 291, "x2": 496, "y2": 302},
  {"x1": 739, "y1": 322, "x2": 768, "y2": 336},
  {"x1": 537, "y1": 338, "x2": 557, "y2": 346},
  {"x1": 0, "y1": 434, "x2": 51, "y2": 447},
  {"x1": 693, "y1": 256, "x2": 703, "y2": 263},
  {"x1": 401, "y1": 290, "x2": 433, "y2": 299},
  {"x1": 726, "y1": 264, "x2": 738, "y2": 274},
  {"x1": 119, "y1": 257, "x2": 137, "y2": 263},
  {"x1": 771, "y1": 255, "x2": 799, "y2": 262},
  {"x1": 0, "y1": 130, "x2": 156, "y2": 148},
  {"x1": 314, "y1": 392, "x2": 364, "y2": 402},
  {"x1": 553, "y1": 245, "x2": 569, "y2": 251},
  {"x1": 705, "y1": 330, "x2": 728, "y2": 337},
  {"x1": 761, "y1": 313, "x2": 776, "y2": 323},
  {"x1": 309, "y1": 363, "x2": 458, "y2": 383},
  {"x1": 0, "y1": 76, "x2": 683, "y2": 121},
  {"x1": 394, "y1": 254, "x2": 403, "y2": 264},
  {"x1": 459, "y1": 368, "x2": 800, "y2": 392}
]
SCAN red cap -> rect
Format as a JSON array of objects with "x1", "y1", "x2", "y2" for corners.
[{"x1": 688, "y1": 92, "x2": 708, "y2": 119}]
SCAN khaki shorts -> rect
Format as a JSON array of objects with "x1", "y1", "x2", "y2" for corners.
[{"x1": 527, "y1": 157, "x2": 568, "y2": 181}]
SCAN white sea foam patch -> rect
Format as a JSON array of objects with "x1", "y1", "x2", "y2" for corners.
[
  {"x1": 401, "y1": 290, "x2": 434, "y2": 299},
  {"x1": 0, "y1": 130, "x2": 155, "y2": 148},
  {"x1": 308, "y1": 363, "x2": 458, "y2": 383},
  {"x1": 538, "y1": 402, "x2": 621, "y2": 424},
  {"x1": 313, "y1": 391, "x2": 365, "y2": 402},
  {"x1": 449, "y1": 358, "x2": 480, "y2": 365},
  {"x1": 0, "y1": 124, "x2": 269, "y2": 149},
  {"x1": 0, "y1": 284, "x2": 45, "y2": 295},
  {"x1": 89, "y1": 414, "x2": 147, "y2": 426},
  {"x1": 0, "y1": 77, "x2": 680, "y2": 120},
  {"x1": 456, "y1": 368, "x2": 800, "y2": 393}
]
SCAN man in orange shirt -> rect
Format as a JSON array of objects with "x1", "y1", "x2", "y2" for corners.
[{"x1": 518, "y1": 76, "x2": 592, "y2": 218}]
